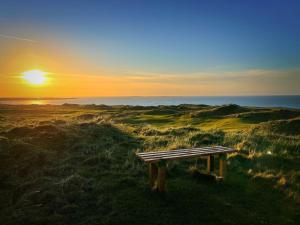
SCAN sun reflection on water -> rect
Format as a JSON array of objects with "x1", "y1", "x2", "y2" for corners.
[{"x1": 28, "y1": 99, "x2": 49, "y2": 105}]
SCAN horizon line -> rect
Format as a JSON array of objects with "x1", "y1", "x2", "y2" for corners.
[{"x1": 1, "y1": 94, "x2": 300, "y2": 100}]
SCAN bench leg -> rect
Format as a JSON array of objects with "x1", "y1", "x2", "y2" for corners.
[
  {"x1": 219, "y1": 154, "x2": 227, "y2": 179},
  {"x1": 207, "y1": 155, "x2": 214, "y2": 175},
  {"x1": 149, "y1": 163, "x2": 158, "y2": 189},
  {"x1": 157, "y1": 165, "x2": 166, "y2": 192}
]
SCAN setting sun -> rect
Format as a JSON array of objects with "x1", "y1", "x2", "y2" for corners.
[{"x1": 22, "y1": 69, "x2": 47, "y2": 85}]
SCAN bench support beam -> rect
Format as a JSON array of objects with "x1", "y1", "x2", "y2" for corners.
[
  {"x1": 149, "y1": 161, "x2": 166, "y2": 192},
  {"x1": 157, "y1": 165, "x2": 166, "y2": 192},
  {"x1": 219, "y1": 154, "x2": 227, "y2": 179},
  {"x1": 149, "y1": 163, "x2": 158, "y2": 189},
  {"x1": 207, "y1": 155, "x2": 215, "y2": 175},
  {"x1": 138, "y1": 146, "x2": 237, "y2": 192}
]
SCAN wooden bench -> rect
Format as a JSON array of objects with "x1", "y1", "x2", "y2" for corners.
[{"x1": 136, "y1": 146, "x2": 237, "y2": 192}]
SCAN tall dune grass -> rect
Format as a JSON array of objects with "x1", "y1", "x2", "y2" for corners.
[{"x1": 0, "y1": 104, "x2": 299, "y2": 225}]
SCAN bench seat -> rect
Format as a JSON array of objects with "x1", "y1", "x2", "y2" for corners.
[
  {"x1": 136, "y1": 146, "x2": 237, "y2": 192},
  {"x1": 136, "y1": 146, "x2": 236, "y2": 162}
]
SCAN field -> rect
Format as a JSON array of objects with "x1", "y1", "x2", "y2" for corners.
[{"x1": 0, "y1": 103, "x2": 300, "y2": 225}]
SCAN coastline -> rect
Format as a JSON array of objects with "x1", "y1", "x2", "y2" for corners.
[{"x1": 0, "y1": 96, "x2": 299, "y2": 109}]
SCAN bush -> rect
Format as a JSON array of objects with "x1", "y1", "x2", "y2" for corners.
[{"x1": 190, "y1": 130, "x2": 225, "y2": 146}]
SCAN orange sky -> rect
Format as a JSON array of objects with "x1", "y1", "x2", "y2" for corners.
[
  {"x1": 1, "y1": 38, "x2": 299, "y2": 98},
  {"x1": 1, "y1": 1, "x2": 300, "y2": 98}
]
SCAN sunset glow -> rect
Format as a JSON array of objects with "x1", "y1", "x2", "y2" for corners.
[
  {"x1": 0, "y1": 1, "x2": 299, "y2": 98},
  {"x1": 22, "y1": 70, "x2": 47, "y2": 86}
]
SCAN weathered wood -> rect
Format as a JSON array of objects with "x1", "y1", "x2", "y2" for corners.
[
  {"x1": 139, "y1": 148, "x2": 228, "y2": 158},
  {"x1": 136, "y1": 146, "x2": 236, "y2": 162},
  {"x1": 137, "y1": 146, "x2": 220, "y2": 156},
  {"x1": 136, "y1": 146, "x2": 237, "y2": 192},
  {"x1": 157, "y1": 165, "x2": 166, "y2": 192},
  {"x1": 149, "y1": 163, "x2": 158, "y2": 188},
  {"x1": 137, "y1": 150, "x2": 235, "y2": 162},
  {"x1": 138, "y1": 146, "x2": 234, "y2": 157},
  {"x1": 207, "y1": 155, "x2": 215, "y2": 174},
  {"x1": 141, "y1": 151, "x2": 231, "y2": 162}
]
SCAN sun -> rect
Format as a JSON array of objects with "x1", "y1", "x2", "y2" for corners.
[{"x1": 22, "y1": 69, "x2": 47, "y2": 85}]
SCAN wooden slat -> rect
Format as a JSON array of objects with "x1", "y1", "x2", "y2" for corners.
[
  {"x1": 140, "y1": 146, "x2": 234, "y2": 155},
  {"x1": 139, "y1": 148, "x2": 233, "y2": 161},
  {"x1": 214, "y1": 146, "x2": 234, "y2": 151},
  {"x1": 137, "y1": 147, "x2": 223, "y2": 157},
  {"x1": 137, "y1": 150, "x2": 235, "y2": 161},
  {"x1": 137, "y1": 146, "x2": 232, "y2": 156},
  {"x1": 137, "y1": 146, "x2": 235, "y2": 158},
  {"x1": 138, "y1": 150, "x2": 235, "y2": 162},
  {"x1": 136, "y1": 146, "x2": 236, "y2": 162},
  {"x1": 142, "y1": 153, "x2": 211, "y2": 162},
  {"x1": 137, "y1": 147, "x2": 204, "y2": 155},
  {"x1": 137, "y1": 147, "x2": 235, "y2": 158},
  {"x1": 138, "y1": 148, "x2": 220, "y2": 158}
]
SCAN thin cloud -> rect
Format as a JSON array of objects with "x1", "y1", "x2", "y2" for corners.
[{"x1": 0, "y1": 34, "x2": 36, "y2": 43}]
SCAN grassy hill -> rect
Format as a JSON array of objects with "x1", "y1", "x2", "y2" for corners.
[{"x1": 0, "y1": 104, "x2": 299, "y2": 225}]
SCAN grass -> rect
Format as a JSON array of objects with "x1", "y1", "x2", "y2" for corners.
[
  {"x1": 0, "y1": 104, "x2": 300, "y2": 225},
  {"x1": 198, "y1": 117, "x2": 254, "y2": 131}
]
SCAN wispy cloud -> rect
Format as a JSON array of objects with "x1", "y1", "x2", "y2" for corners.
[
  {"x1": 0, "y1": 34, "x2": 36, "y2": 43},
  {"x1": 111, "y1": 68, "x2": 300, "y2": 95},
  {"x1": 122, "y1": 68, "x2": 300, "y2": 82}
]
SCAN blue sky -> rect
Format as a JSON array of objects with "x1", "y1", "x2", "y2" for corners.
[{"x1": 0, "y1": 0, "x2": 299, "y2": 96}]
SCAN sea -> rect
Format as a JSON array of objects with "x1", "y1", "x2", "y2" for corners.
[{"x1": 0, "y1": 96, "x2": 299, "y2": 109}]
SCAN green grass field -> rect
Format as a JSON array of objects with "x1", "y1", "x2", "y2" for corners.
[{"x1": 0, "y1": 104, "x2": 299, "y2": 225}]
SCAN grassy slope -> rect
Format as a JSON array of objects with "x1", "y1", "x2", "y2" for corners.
[{"x1": 0, "y1": 104, "x2": 300, "y2": 225}]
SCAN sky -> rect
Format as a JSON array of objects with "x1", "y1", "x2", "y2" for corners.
[{"x1": 0, "y1": 0, "x2": 299, "y2": 97}]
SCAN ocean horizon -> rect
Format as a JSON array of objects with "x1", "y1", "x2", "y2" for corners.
[{"x1": 0, "y1": 95, "x2": 299, "y2": 109}]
